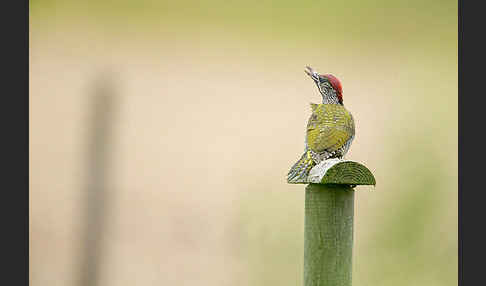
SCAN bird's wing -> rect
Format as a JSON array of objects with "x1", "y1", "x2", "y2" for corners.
[{"x1": 306, "y1": 104, "x2": 355, "y2": 154}]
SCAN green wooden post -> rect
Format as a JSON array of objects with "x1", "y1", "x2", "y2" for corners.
[{"x1": 288, "y1": 159, "x2": 376, "y2": 286}]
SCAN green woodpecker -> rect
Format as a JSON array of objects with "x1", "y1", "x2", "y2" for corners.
[{"x1": 287, "y1": 66, "x2": 355, "y2": 183}]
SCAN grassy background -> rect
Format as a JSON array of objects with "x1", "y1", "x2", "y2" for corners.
[{"x1": 30, "y1": 1, "x2": 457, "y2": 285}]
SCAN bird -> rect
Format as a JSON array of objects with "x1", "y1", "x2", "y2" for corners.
[{"x1": 287, "y1": 66, "x2": 355, "y2": 183}]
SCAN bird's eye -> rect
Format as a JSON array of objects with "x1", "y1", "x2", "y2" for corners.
[{"x1": 319, "y1": 77, "x2": 327, "y2": 83}]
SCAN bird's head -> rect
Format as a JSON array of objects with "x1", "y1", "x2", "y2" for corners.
[{"x1": 305, "y1": 66, "x2": 343, "y2": 105}]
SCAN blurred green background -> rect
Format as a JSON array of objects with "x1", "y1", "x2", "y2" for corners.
[{"x1": 30, "y1": 0, "x2": 457, "y2": 285}]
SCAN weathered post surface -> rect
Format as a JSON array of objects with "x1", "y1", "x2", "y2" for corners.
[{"x1": 288, "y1": 158, "x2": 376, "y2": 286}]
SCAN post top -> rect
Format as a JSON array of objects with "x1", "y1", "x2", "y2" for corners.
[{"x1": 287, "y1": 158, "x2": 376, "y2": 186}]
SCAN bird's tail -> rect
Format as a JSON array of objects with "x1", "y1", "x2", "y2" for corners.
[{"x1": 287, "y1": 150, "x2": 315, "y2": 183}]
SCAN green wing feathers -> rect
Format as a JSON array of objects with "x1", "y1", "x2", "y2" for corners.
[
  {"x1": 287, "y1": 104, "x2": 355, "y2": 183},
  {"x1": 306, "y1": 104, "x2": 355, "y2": 154}
]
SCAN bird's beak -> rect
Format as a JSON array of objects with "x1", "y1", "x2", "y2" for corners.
[{"x1": 305, "y1": 66, "x2": 319, "y2": 82}]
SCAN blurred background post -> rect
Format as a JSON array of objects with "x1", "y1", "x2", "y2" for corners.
[
  {"x1": 77, "y1": 74, "x2": 117, "y2": 286},
  {"x1": 30, "y1": 0, "x2": 457, "y2": 285}
]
